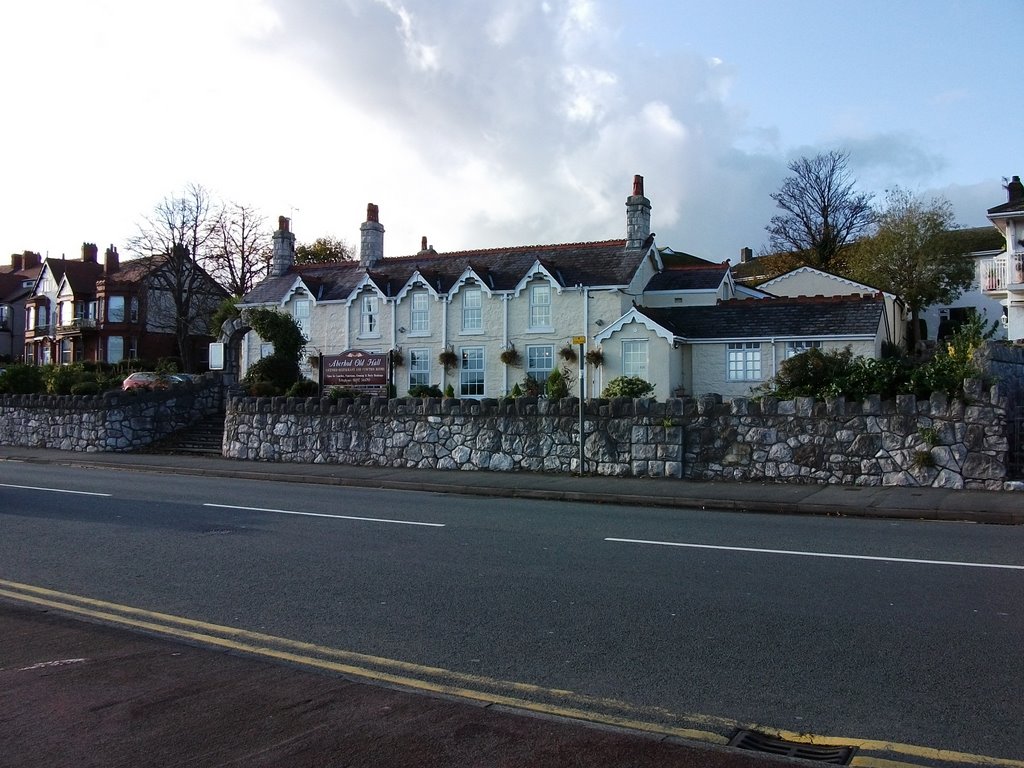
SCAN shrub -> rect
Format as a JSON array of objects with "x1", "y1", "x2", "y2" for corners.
[
  {"x1": 244, "y1": 354, "x2": 300, "y2": 393},
  {"x1": 520, "y1": 374, "x2": 542, "y2": 397},
  {"x1": 45, "y1": 364, "x2": 81, "y2": 395},
  {"x1": 444, "y1": 383, "x2": 455, "y2": 398},
  {"x1": 602, "y1": 376, "x2": 655, "y2": 399},
  {"x1": 546, "y1": 368, "x2": 569, "y2": 400},
  {"x1": 70, "y1": 381, "x2": 101, "y2": 396},
  {"x1": 285, "y1": 379, "x2": 320, "y2": 397},
  {"x1": 0, "y1": 364, "x2": 45, "y2": 394},
  {"x1": 329, "y1": 387, "x2": 363, "y2": 399},
  {"x1": 248, "y1": 380, "x2": 279, "y2": 397},
  {"x1": 409, "y1": 384, "x2": 443, "y2": 397},
  {"x1": 508, "y1": 382, "x2": 523, "y2": 398}
]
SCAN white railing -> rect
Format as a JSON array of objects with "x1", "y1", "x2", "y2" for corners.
[{"x1": 980, "y1": 253, "x2": 1024, "y2": 291}]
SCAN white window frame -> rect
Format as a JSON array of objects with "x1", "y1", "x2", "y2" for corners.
[
  {"x1": 360, "y1": 294, "x2": 380, "y2": 337},
  {"x1": 529, "y1": 284, "x2": 552, "y2": 330},
  {"x1": 526, "y1": 344, "x2": 554, "y2": 384},
  {"x1": 408, "y1": 347, "x2": 430, "y2": 390},
  {"x1": 107, "y1": 295, "x2": 125, "y2": 323},
  {"x1": 727, "y1": 342, "x2": 762, "y2": 381},
  {"x1": 462, "y1": 288, "x2": 482, "y2": 333},
  {"x1": 785, "y1": 340, "x2": 822, "y2": 359},
  {"x1": 410, "y1": 291, "x2": 429, "y2": 335},
  {"x1": 622, "y1": 339, "x2": 648, "y2": 379},
  {"x1": 459, "y1": 346, "x2": 485, "y2": 396},
  {"x1": 294, "y1": 299, "x2": 311, "y2": 340}
]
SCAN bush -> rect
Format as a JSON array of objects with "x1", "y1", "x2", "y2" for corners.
[
  {"x1": 248, "y1": 380, "x2": 279, "y2": 397},
  {"x1": 70, "y1": 381, "x2": 102, "y2": 396},
  {"x1": 409, "y1": 384, "x2": 443, "y2": 397},
  {"x1": 244, "y1": 354, "x2": 300, "y2": 392},
  {"x1": 444, "y1": 383, "x2": 455, "y2": 398},
  {"x1": 285, "y1": 379, "x2": 320, "y2": 397},
  {"x1": 545, "y1": 368, "x2": 569, "y2": 400},
  {"x1": 329, "y1": 387, "x2": 363, "y2": 399},
  {"x1": 602, "y1": 376, "x2": 654, "y2": 399},
  {"x1": 0, "y1": 364, "x2": 45, "y2": 394}
]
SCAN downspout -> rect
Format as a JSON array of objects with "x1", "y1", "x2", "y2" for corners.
[
  {"x1": 770, "y1": 337, "x2": 777, "y2": 379},
  {"x1": 442, "y1": 295, "x2": 449, "y2": 390},
  {"x1": 581, "y1": 285, "x2": 589, "y2": 399},
  {"x1": 346, "y1": 300, "x2": 352, "y2": 350},
  {"x1": 502, "y1": 294, "x2": 510, "y2": 395}
]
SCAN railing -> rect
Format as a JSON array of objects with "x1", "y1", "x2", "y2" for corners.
[
  {"x1": 56, "y1": 317, "x2": 97, "y2": 333},
  {"x1": 979, "y1": 252, "x2": 1024, "y2": 292}
]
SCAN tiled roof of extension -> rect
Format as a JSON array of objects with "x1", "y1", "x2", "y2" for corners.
[
  {"x1": 644, "y1": 264, "x2": 729, "y2": 292},
  {"x1": 638, "y1": 294, "x2": 884, "y2": 340},
  {"x1": 242, "y1": 240, "x2": 647, "y2": 305}
]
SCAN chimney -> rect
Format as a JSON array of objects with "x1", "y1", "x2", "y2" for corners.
[
  {"x1": 23, "y1": 251, "x2": 41, "y2": 270},
  {"x1": 10, "y1": 253, "x2": 23, "y2": 272},
  {"x1": 359, "y1": 203, "x2": 385, "y2": 268},
  {"x1": 1008, "y1": 175, "x2": 1024, "y2": 204},
  {"x1": 270, "y1": 215, "x2": 296, "y2": 277},
  {"x1": 625, "y1": 174, "x2": 651, "y2": 249},
  {"x1": 81, "y1": 242, "x2": 98, "y2": 263},
  {"x1": 740, "y1": 247, "x2": 753, "y2": 264},
  {"x1": 104, "y1": 245, "x2": 120, "y2": 275}
]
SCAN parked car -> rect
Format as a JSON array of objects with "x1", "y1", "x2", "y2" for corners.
[
  {"x1": 168, "y1": 373, "x2": 200, "y2": 385},
  {"x1": 122, "y1": 372, "x2": 171, "y2": 391}
]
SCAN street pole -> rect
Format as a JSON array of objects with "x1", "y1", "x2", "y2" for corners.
[{"x1": 573, "y1": 335, "x2": 586, "y2": 475}]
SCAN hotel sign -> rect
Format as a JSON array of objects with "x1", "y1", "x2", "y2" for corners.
[{"x1": 321, "y1": 350, "x2": 389, "y2": 390}]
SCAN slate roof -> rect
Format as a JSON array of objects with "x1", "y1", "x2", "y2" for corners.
[
  {"x1": 242, "y1": 240, "x2": 647, "y2": 305},
  {"x1": 0, "y1": 266, "x2": 41, "y2": 304},
  {"x1": 46, "y1": 258, "x2": 104, "y2": 294},
  {"x1": 637, "y1": 294, "x2": 884, "y2": 340},
  {"x1": 644, "y1": 264, "x2": 729, "y2": 292}
]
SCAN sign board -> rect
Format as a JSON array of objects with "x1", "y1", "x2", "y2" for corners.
[
  {"x1": 208, "y1": 342, "x2": 225, "y2": 371},
  {"x1": 321, "y1": 350, "x2": 389, "y2": 391},
  {"x1": 571, "y1": 336, "x2": 587, "y2": 345}
]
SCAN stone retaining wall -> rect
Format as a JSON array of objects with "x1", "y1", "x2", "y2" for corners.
[
  {"x1": 0, "y1": 381, "x2": 221, "y2": 452},
  {"x1": 223, "y1": 378, "x2": 1013, "y2": 488}
]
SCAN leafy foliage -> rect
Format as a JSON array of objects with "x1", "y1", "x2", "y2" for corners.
[
  {"x1": 285, "y1": 379, "x2": 320, "y2": 397},
  {"x1": 0, "y1": 364, "x2": 45, "y2": 394},
  {"x1": 408, "y1": 384, "x2": 444, "y2": 397},
  {"x1": 602, "y1": 376, "x2": 655, "y2": 398},
  {"x1": 242, "y1": 307, "x2": 306, "y2": 394},
  {"x1": 845, "y1": 188, "x2": 973, "y2": 349},
  {"x1": 545, "y1": 368, "x2": 569, "y2": 400},
  {"x1": 211, "y1": 296, "x2": 241, "y2": 337},
  {"x1": 762, "y1": 315, "x2": 990, "y2": 401},
  {"x1": 295, "y1": 236, "x2": 353, "y2": 264}
]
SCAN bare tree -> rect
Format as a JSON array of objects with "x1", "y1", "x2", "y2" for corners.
[
  {"x1": 765, "y1": 150, "x2": 875, "y2": 272},
  {"x1": 206, "y1": 203, "x2": 271, "y2": 296},
  {"x1": 128, "y1": 184, "x2": 229, "y2": 371},
  {"x1": 127, "y1": 183, "x2": 217, "y2": 262}
]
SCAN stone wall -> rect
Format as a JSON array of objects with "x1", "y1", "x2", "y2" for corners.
[
  {"x1": 0, "y1": 381, "x2": 221, "y2": 452},
  {"x1": 225, "y1": 395, "x2": 685, "y2": 477},
  {"x1": 224, "y1": 378, "x2": 1015, "y2": 489},
  {"x1": 684, "y1": 379, "x2": 1011, "y2": 490}
]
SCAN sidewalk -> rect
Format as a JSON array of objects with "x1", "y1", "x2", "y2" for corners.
[{"x1": 0, "y1": 444, "x2": 1021, "y2": 524}]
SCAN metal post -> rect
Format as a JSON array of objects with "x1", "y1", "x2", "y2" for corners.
[{"x1": 573, "y1": 336, "x2": 587, "y2": 475}]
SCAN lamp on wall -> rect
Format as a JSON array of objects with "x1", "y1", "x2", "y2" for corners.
[
  {"x1": 398, "y1": 326, "x2": 407, "y2": 334},
  {"x1": 595, "y1": 319, "x2": 605, "y2": 327}
]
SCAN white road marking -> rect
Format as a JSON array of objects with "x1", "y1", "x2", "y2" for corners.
[
  {"x1": 19, "y1": 658, "x2": 87, "y2": 671},
  {"x1": 203, "y1": 503, "x2": 445, "y2": 527},
  {"x1": 604, "y1": 538, "x2": 1024, "y2": 570},
  {"x1": 0, "y1": 483, "x2": 111, "y2": 497}
]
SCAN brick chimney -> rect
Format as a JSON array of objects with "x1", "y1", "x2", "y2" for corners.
[
  {"x1": 625, "y1": 175, "x2": 651, "y2": 249},
  {"x1": 740, "y1": 247, "x2": 753, "y2": 263},
  {"x1": 10, "y1": 253, "x2": 23, "y2": 272},
  {"x1": 81, "y1": 242, "x2": 98, "y2": 263},
  {"x1": 270, "y1": 215, "x2": 296, "y2": 277},
  {"x1": 104, "y1": 245, "x2": 120, "y2": 274},
  {"x1": 22, "y1": 251, "x2": 41, "y2": 270},
  {"x1": 359, "y1": 203, "x2": 385, "y2": 268},
  {"x1": 1007, "y1": 175, "x2": 1024, "y2": 205}
]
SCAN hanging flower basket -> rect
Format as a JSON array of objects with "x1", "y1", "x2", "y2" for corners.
[
  {"x1": 389, "y1": 347, "x2": 404, "y2": 367},
  {"x1": 499, "y1": 346, "x2": 522, "y2": 367},
  {"x1": 558, "y1": 344, "x2": 578, "y2": 363},
  {"x1": 584, "y1": 347, "x2": 604, "y2": 367},
  {"x1": 438, "y1": 347, "x2": 458, "y2": 372}
]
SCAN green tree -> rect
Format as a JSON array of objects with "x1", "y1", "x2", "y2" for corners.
[
  {"x1": 242, "y1": 308, "x2": 306, "y2": 393},
  {"x1": 846, "y1": 188, "x2": 974, "y2": 350},
  {"x1": 295, "y1": 236, "x2": 353, "y2": 264},
  {"x1": 765, "y1": 150, "x2": 875, "y2": 272}
]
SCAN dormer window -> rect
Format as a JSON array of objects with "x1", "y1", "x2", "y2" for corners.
[
  {"x1": 360, "y1": 294, "x2": 379, "y2": 336},
  {"x1": 462, "y1": 287, "x2": 482, "y2": 332},
  {"x1": 529, "y1": 284, "x2": 551, "y2": 329},
  {"x1": 410, "y1": 291, "x2": 429, "y2": 334}
]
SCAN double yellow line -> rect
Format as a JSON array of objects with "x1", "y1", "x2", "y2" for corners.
[{"x1": 1, "y1": 578, "x2": 1019, "y2": 768}]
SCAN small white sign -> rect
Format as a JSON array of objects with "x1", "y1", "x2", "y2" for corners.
[{"x1": 209, "y1": 342, "x2": 225, "y2": 371}]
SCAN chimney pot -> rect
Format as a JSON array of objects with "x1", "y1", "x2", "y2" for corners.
[
  {"x1": 421, "y1": 236, "x2": 428, "y2": 251},
  {"x1": 104, "y1": 245, "x2": 120, "y2": 274},
  {"x1": 1008, "y1": 175, "x2": 1024, "y2": 204},
  {"x1": 278, "y1": 215, "x2": 290, "y2": 232},
  {"x1": 367, "y1": 203, "x2": 379, "y2": 223},
  {"x1": 632, "y1": 174, "x2": 644, "y2": 197}
]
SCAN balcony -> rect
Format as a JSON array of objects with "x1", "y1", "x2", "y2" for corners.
[
  {"x1": 979, "y1": 252, "x2": 1024, "y2": 293},
  {"x1": 56, "y1": 317, "x2": 98, "y2": 334}
]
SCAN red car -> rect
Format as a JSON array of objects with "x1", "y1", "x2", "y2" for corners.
[{"x1": 121, "y1": 372, "x2": 171, "y2": 391}]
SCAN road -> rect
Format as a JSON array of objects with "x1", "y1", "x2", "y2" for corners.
[{"x1": 1, "y1": 461, "x2": 1022, "y2": 763}]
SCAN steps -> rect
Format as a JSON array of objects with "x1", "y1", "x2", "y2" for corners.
[{"x1": 146, "y1": 412, "x2": 225, "y2": 455}]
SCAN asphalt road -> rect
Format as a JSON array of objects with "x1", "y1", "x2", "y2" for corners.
[{"x1": 2, "y1": 461, "x2": 1022, "y2": 762}]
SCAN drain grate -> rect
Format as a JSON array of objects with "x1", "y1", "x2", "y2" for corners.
[{"x1": 729, "y1": 730, "x2": 855, "y2": 764}]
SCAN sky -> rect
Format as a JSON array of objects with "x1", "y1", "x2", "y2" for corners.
[{"x1": 2, "y1": 0, "x2": 1020, "y2": 269}]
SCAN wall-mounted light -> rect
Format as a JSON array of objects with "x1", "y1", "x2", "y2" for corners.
[
  {"x1": 398, "y1": 326, "x2": 407, "y2": 334},
  {"x1": 595, "y1": 319, "x2": 605, "y2": 327}
]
